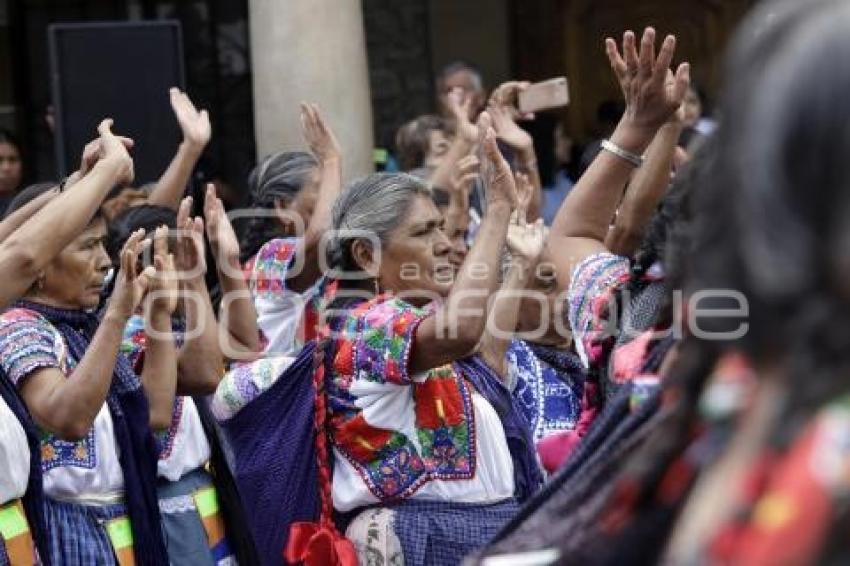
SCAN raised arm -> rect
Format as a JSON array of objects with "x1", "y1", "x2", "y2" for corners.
[
  {"x1": 138, "y1": 227, "x2": 179, "y2": 430},
  {"x1": 204, "y1": 183, "x2": 260, "y2": 359},
  {"x1": 410, "y1": 113, "x2": 518, "y2": 373},
  {"x1": 479, "y1": 173, "x2": 545, "y2": 379},
  {"x1": 288, "y1": 103, "x2": 342, "y2": 293},
  {"x1": 172, "y1": 196, "x2": 224, "y2": 394},
  {"x1": 605, "y1": 106, "x2": 684, "y2": 256},
  {"x1": 18, "y1": 231, "x2": 163, "y2": 438},
  {"x1": 428, "y1": 87, "x2": 478, "y2": 191},
  {"x1": 444, "y1": 154, "x2": 479, "y2": 238},
  {"x1": 548, "y1": 28, "x2": 689, "y2": 290},
  {"x1": 0, "y1": 120, "x2": 133, "y2": 309},
  {"x1": 147, "y1": 88, "x2": 211, "y2": 210},
  {"x1": 489, "y1": 81, "x2": 543, "y2": 222}
]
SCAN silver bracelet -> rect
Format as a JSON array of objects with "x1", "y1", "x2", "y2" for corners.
[{"x1": 600, "y1": 139, "x2": 644, "y2": 167}]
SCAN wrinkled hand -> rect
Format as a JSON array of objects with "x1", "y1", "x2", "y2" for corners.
[
  {"x1": 146, "y1": 226, "x2": 179, "y2": 316},
  {"x1": 76, "y1": 135, "x2": 134, "y2": 180},
  {"x1": 96, "y1": 119, "x2": 134, "y2": 186},
  {"x1": 300, "y1": 103, "x2": 341, "y2": 164},
  {"x1": 447, "y1": 87, "x2": 479, "y2": 144},
  {"x1": 605, "y1": 27, "x2": 690, "y2": 131},
  {"x1": 174, "y1": 196, "x2": 206, "y2": 277},
  {"x1": 108, "y1": 229, "x2": 154, "y2": 320},
  {"x1": 449, "y1": 154, "x2": 480, "y2": 196},
  {"x1": 488, "y1": 81, "x2": 533, "y2": 121},
  {"x1": 204, "y1": 183, "x2": 240, "y2": 265},
  {"x1": 170, "y1": 87, "x2": 211, "y2": 151},
  {"x1": 507, "y1": 218, "x2": 546, "y2": 263},
  {"x1": 478, "y1": 112, "x2": 517, "y2": 211},
  {"x1": 488, "y1": 103, "x2": 533, "y2": 152}
]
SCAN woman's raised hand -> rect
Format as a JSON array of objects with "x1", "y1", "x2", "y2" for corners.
[
  {"x1": 507, "y1": 218, "x2": 546, "y2": 264},
  {"x1": 477, "y1": 112, "x2": 517, "y2": 212},
  {"x1": 108, "y1": 229, "x2": 152, "y2": 320},
  {"x1": 300, "y1": 102, "x2": 341, "y2": 164},
  {"x1": 447, "y1": 87, "x2": 479, "y2": 144},
  {"x1": 605, "y1": 27, "x2": 690, "y2": 133},
  {"x1": 146, "y1": 226, "x2": 179, "y2": 316},
  {"x1": 170, "y1": 87, "x2": 211, "y2": 152},
  {"x1": 174, "y1": 196, "x2": 206, "y2": 278},
  {"x1": 96, "y1": 119, "x2": 134, "y2": 186},
  {"x1": 204, "y1": 183, "x2": 240, "y2": 266},
  {"x1": 449, "y1": 154, "x2": 480, "y2": 197}
]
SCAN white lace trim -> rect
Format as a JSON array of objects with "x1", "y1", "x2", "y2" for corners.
[{"x1": 158, "y1": 493, "x2": 197, "y2": 514}]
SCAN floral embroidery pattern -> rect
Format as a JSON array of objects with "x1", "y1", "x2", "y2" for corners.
[
  {"x1": 245, "y1": 238, "x2": 338, "y2": 349},
  {"x1": 508, "y1": 340, "x2": 582, "y2": 441},
  {"x1": 40, "y1": 427, "x2": 97, "y2": 471},
  {"x1": 327, "y1": 297, "x2": 476, "y2": 501},
  {"x1": 246, "y1": 238, "x2": 298, "y2": 297}
]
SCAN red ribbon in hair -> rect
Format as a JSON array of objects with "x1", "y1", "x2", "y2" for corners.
[
  {"x1": 284, "y1": 331, "x2": 358, "y2": 566},
  {"x1": 285, "y1": 522, "x2": 358, "y2": 566}
]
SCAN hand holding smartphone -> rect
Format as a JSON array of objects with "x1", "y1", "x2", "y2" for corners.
[{"x1": 518, "y1": 77, "x2": 570, "y2": 114}]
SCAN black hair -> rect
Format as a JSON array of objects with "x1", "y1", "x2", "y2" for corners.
[
  {"x1": 239, "y1": 151, "x2": 318, "y2": 263},
  {"x1": 0, "y1": 129, "x2": 21, "y2": 153},
  {"x1": 106, "y1": 204, "x2": 177, "y2": 264}
]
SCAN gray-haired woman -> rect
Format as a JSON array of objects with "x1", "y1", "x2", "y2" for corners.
[
  {"x1": 287, "y1": 113, "x2": 545, "y2": 566},
  {"x1": 237, "y1": 104, "x2": 343, "y2": 362}
]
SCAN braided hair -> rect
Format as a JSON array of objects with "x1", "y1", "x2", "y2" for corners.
[
  {"x1": 239, "y1": 151, "x2": 318, "y2": 263},
  {"x1": 307, "y1": 172, "x2": 432, "y2": 534}
]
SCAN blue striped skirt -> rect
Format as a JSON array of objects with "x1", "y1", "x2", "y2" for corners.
[
  {"x1": 44, "y1": 497, "x2": 126, "y2": 565},
  {"x1": 158, "y1": 467, "x2": 233, "y2": 565},
  {"x1": 392, "y1": 499, "x2": 520, "y2": 566}
]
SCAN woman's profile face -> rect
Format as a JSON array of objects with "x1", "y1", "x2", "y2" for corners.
[
  {"x1": 377, "y1": 194, "x2": 454, "y2": 303},
  {"x1": 36, "y1": 218, "x2": 112, "y2": 310},
  {"x1": 275, "y1": 167, "x2": 320, "y2": 235},
  {"x1": 0, "y1": 141, "x2": 22, "y2": 194}
]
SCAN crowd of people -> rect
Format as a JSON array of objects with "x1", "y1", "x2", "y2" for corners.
[{"x1": 1, "y1": 0, "x2": 850, "y2": 564}]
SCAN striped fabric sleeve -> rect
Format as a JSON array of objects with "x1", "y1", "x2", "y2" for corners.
[
  {"x1": 0, "y1": 308, "x2": 62, "y2": 387},
  {"x1": 567, "y1": 252, "x2": 630, "y2": 368}
]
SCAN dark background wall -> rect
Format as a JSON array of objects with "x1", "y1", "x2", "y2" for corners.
[{"x1": 1, "y1": 0, "x2": 755, "y2": 196}]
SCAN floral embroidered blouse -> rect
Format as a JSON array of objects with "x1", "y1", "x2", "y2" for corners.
[
  {"x1": 326, "y1": 295, "x2": 515, "y2": 512},
  {"x1": 0, "y1": 308, "x2": 124, "y2": 501},
  {"x1": 244, "y1": 237, "x2": 328, "y2": 357},
  {"x1": 121, "y1": 315, "x2": 210, "y2": 482},
  {"x1": 506, "y1": 340, "x2": 583, "y2": 442}
]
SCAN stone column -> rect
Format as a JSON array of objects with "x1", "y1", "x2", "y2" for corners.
[{"x1": 248, "y1": 0, "x2": 374, "y2": 180}]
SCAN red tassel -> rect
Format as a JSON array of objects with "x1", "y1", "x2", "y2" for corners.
[{"x1": 285, "y1": 522, "x2": 357, "y2": 566}]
